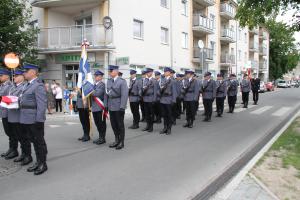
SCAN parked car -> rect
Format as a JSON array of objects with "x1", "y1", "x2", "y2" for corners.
[
  {"x1": 259, "y1": 81, "x2": 266, "y2": 93},
  {"x1": 287, "y1": 81, "x2": 292, "y2": 88},
  {"x1": 277, "y1": 80, "x2": 288, "y2": 88},
  {"x1": 265, "y1": 82, "x2": 275, "y2": 91}
]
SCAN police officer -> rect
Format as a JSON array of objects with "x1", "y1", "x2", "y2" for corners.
[
  {"x1": 20, "y1": 63, "x2": 48, "y2": 175},
  {"x1": 175, "y1": 74, "x2": 184, "y2": 119},
  {"x1": 8, "y1": 69, "x2": 32, "y2": 165},
  {"x1": 159, "y1": 67, "x2": 177, "y2": 135},
  {"x1": 128, "y1": 69, "x2": 142, "y2": 129},
  {"x1": 170, "y1": 69, "x2": 178, "y2": 125},
  {"x1": 105, "y1": 65, "x2": 128, "y2": 150},
  {"x1": 91, "y1": 70, "x2": 107, "y2": 145},
  {"x1": 153, "y1": 71, "x2": 162, "y2": 124},
  {"x1": 0, "y1": 69, "x2": 15, "y2": 159},
  {"x1": 140, "y1": 70, "x2": 146, "y2": 122},
  {"x1": 201, "y1": 72, "x2": 216, "y2": 122},
  {"x1": 227, "y1": 74, "x2": 238, "y2": 113},
  {"x1": 240, "y1": 73, "x2": 251, "y2": 108},
  {"x1": 141, "y1": 68, "x2": 157, "y2": 132},
  {"x1": 77, "y1": 88, "x2": 90, "y2": 142},
  {"x1": 215, "y1": 73, "x2": 227, "y2": 117},
  {"x1": 251, "y1": 77, "x2": 260, "y2": 105},
  {"x1": 182, "y1": 70, "x2": 200, "y2": 128}
]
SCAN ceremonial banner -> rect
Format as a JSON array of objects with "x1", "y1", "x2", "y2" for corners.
[{"x1": 0, "y1": 96, "x2": 19, "y2": 109}]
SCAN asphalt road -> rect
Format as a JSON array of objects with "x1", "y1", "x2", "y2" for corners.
[{"x1": 0, "y1": 88, "x2": 299, "y2": 200}]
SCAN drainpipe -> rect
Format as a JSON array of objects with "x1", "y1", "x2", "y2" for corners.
[{"x1": 170, "y1": 0, "x2": 174, "y2": 68}]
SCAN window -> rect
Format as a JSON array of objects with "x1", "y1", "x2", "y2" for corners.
[
  {"x1": 161, "y1": 0, "x2": 168, "y2": 8},
  {"x1": 182, "y1": 0, "x2": 188, "y2": 16},
  {"x1": 161, "y1": 27, "x2": 169, "y2": 44},
  {"x1": 239, "y1": 29, "x2": 242, "y2": 40},
  {"x1": 75, "y1": 16, "x2": 92, "y2": 26},
  {"x1": 133, "y1": 19, "x2": 144, "y2": 39},
  {"x1": 182, "y1": 32, "x2": 188, "y2": 49},
  {"x1": 29, "y1": 20, "x2": 39, "y2": 29},
  {"x1": 210, "y1": 14, "x2": 215, "y2": 28},
  {"x1": 238, "y1": 50, "x2": 241, "y2": 61},
  {"x1": 210, "y1": 41, "x2": 215, "y2": 53},
  {"x1": 244, "y1": 33, "x2": 247, "y2": 43}
]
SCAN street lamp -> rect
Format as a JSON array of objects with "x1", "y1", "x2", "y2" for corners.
[{"x1": 198, "y1": 40, "x2": 204, "y2": 77}]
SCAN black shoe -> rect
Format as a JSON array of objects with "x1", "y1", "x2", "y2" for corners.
[
  {"x1": 21, "y1": 156, "x2": 33, "y2": 166},
  {"x1": 81, "y1": 137, "x2": 90, "y2": 142},
  {"x1": 140, "y1": 118, "x2": 145, "y2": 122},
  {"x1": 166, "y1": 128, "x2": 171, "y2": 135},
  {"x1": 34, "y1": 163, "x2": 48, "y2": 175},
  {"x1": 93, "y1": 138, "x2": 101, "y2": 144},
  {"x1": 188, "y1": 123, "x2": 193, "y2": 128},
  {"x1": 159, "y1": 127, "x2": 167, "y2": 134},
  {"x1": 5, "y1": 150, "x2": 18, "y2": 160},
  {"x1": 109, "y1": 142, "x2": 119, "y2": 148},
  {"x1": 155, "y1": 119, "x2": 162, "y2": 124},
  {"x1": 147, "y1": 126, "x2": 153, "y2": 132},
  {"x1": 94, "y1": 139, "x2": 106, "y2": 145},
  {"x1": 116, "y1": 142, "x2": 124, "y2": 150},
  {"x1": 27, "y1": 162, "x2": 39, "y2": 172},
  {"x1": 183, "y1": 122, "x2": 189, "y2": 127},
  {"x1": 142, "y1": 126, "x2": 149, "y2": 131},
  {"x1": 78, "y1": 136, "x2": 84, "y2": 141},
  {"x1": 1, "y1": 149, "x2": 13, "y2": 157},
  {"x1": 14, "y1": 154, "x2": 25, "y2": 162},
  {"x1": 129, "y1": 124, "x2": 139, "y2": 129},
  {"x1": 202, "y1": 118, "x2": 209, "y2": 122},
  {"x1": 176, "y1": 116, "x2": 181, "y2": 120}
]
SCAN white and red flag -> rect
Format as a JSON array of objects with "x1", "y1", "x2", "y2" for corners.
[{"x1": 0, "y1": 96, "x2": 19, "y2": 109}]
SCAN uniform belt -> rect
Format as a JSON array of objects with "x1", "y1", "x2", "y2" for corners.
[
  {"x1": 162, "y1": 94, "x2": 172, "y2": 97},
  {"x1": 143, "y1": 93, "x2": 154, "y2": 96},
  {"x1": 187, "y1": 91, "x2": 194, "y2": 93},
  {"x1": 130, "y1": 94, "x2": 139, "y2": 97},
  {"x1": 204, "y1": 90, "x2": 213, "y2": 92},
  {"x1": 109, "y1": 96, "x2": 121, "y2": 99},
  {"x1": 20, "y1": 105, "x2": 37, "y2": 109}
]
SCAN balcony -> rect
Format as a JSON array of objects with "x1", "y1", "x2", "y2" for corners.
[
  {"x1": 250, "y1": 60, "x2": 259, "y2": 70},
  {"x1": 31, "y1": 0, "x2": 103, "y2": 8},
  {"x1": 193, "y1": 0, "x2": 215, "y2": 7},
  {"x1": 249, "y1": 28, "x2": 259, "y2": 35},
  {"x1": 259, "y1": 31, "x2": 268, "y2": 40},
  {"x1": 193, "y1": 47, "x2": 214, "y2": 63},
  {"x1": 220, "y1": 54, "x2": 235, "y2": 66},
  {"x1": 249, "y1": 42, "x2": 259, "y2": 52},
  {"x1": 220, "y1": 3, "x2": 235, "y2": 20},
  {"x1": 193, "y1": 15, "x2": 214, "y2": 35},
  {"x1": 259, "y1": 61, "x2": 268, "y2": 71},
  {"x1": 220, "y1": 29, "x2": 236, "y2": 43},
  {"x1": 259, "y1": 47, "x2": 267, "y2": 55},
  {"x1": 37, "y1": 24, "x2": 114, "y2": 53}
]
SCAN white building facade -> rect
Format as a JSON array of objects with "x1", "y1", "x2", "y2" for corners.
[{"x1": 30, "y1": 0, "x2": 270, "y2": 88}]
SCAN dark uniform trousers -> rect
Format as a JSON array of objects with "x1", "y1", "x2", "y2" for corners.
[
  {"x1": 78, "y1": 108, "x2": 90, "y2": 138},
  {"x1": 23, "y1": 123, "x2": 47, "y2": 163},
  {"x1": 2, "y1": 118, "x2": 18, "y2": 150},
  {"x1": 242, "y1": 92, "x2": 249, "y2": 106},
  {"x1": 203, "y1": 99, "x2": 214, "y2": 120},
  {"x1": 252, "y1": 91, "x2": 259, "y2": 103},
  {"x1": 171, "y1": 103, "x2": 177, "y2": 123},
  {"x1": 228, "y1": 96, "x2": 237, "y2": 112},
  {"x1": 130, "y1": 102, "x2": 140, "y2": 125},
  {"x1": 185, "y1": 101, "x2": 196, "y2": 122},
  {"x1": 144, "y1": 102, "x2": 154, "y2": 127},
  {"x1": 160, "y1": 103, "x2": 173, "y2": 128},
  {"x1": 92, "y1": 111, "x2": 106, "y2": 140},
  {"x1": 140, "y1": 100, "x2": 145, "y2": 120},
  {"x1": 11, "y1": 122, "x2": 31, "y2": 155},
  {"x1": 175, "y1": 98, "x2": 182, "y2": 117},
  {"x1": 153, "y1": 101, "x2": 161, "y2": 122},
  {"x1": 109, "y1": 111, "x2": 125, "y2": 144},
  {"x1": 216, "y1": 97, "x2": 225, "y2": 115}
]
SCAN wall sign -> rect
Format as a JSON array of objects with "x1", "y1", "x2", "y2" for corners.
[{"x1": 56, "y1": 53, "x2": 96, "y2": 64}]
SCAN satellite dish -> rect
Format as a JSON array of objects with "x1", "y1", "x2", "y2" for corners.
[{"x1": 198, "y1": 40, "x2": 204, "y2": 49}]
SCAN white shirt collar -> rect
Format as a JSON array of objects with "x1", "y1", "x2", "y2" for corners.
[
  {"x1": 95, "y1": 81, "x2": 102, "y2": 85},
  {"x1": 113, "y1": 76, "x2": 119, "y2": 82},
  {"x1": 165, "y1": 76, "x2": 170, "y2": 80},
  {"x1": 29, "y1": 77, "x2": 37, "y2": 84},
  {"x1": 132, "y1": 77, "x2": 136, "y2": 81},
  {"x1": 189, "y1": 77, "x2": 192, "y2": 82},
  {"x1": 16, "y1": 81, "x2": 24, "y2": 87}
]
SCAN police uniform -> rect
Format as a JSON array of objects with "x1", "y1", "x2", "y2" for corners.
[
  {"x1": 19, "y1": 63, "x2": 48, "y2": 175},
  {"x1": 0, "y1": 69, "x2": 15, "y2": 159},
  {"x1": 170, "y1": 70, "x2": 178, "y2": 125},
  {"x1": 91, "y1": 70, "x2": 107, "y2": 145},
  {"x1": 77, "y1": 90, "x2": 91, "y2": 142},
  {"x1": 159, "y1": 68, "x2": 177, "y2": 135},
  {"x1": 215, "y1": 74, "x2": 227, "y2": 117},
  {"x1": 153, "y1": 71, "x2": 162, "y2": 124},
  {"x1": 201, "y1": 72, "x2": 216, "y2": 122},
  {"x1": 140, "y1": 70, "x2": 146, "y2": 122},
  {"x1": 8, "y1": 70, "x2": 32, "y2": 165},
  {"x1": 141, "y1": 68, "x2": 158, "y2": 132},
  {"x1": 182, "y1": 70, "x2": 200, "y2": 128},
  {"x1": 105, "y1": 65, "x2": 129, "y2": 150},
  {"x1": 227, "y1": 74, "x2": 238, "y2": 113},
  {"x1": 128, "y1": 69, "x2": 142, "y2": 129},
  {"x1": 251, "y1": 78, "x2": 260, "y2": 105},
  {"x1": 175, "y1": 74, "x2": 184, "y2": 119},
  {"x1": 240, "y1": 74, "x2": 251, "y2": 108}
]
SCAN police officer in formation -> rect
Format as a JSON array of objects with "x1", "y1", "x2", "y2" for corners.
[
  {"x1": 159, "y1": 67, "x2": 177, "y2": 135},
  {"x1": 0, "y1": 69, "x2": 15, "y2": 159},
  {"x1": 105, "y1": 65, "x2": 128, "y2": 150},
  {"x1": 91, "y1": 70, "x2": 107, "y2": 145},
  {"x1": 175, "y1": 73, "x2": 184, "y2": 120},
  {"x1": 182, "y1": 70, "x2": 200, "y2": 128},
  {"x1": 128, "y1": 69, "x2": 142, "y2": 129},
  {"x1": 240, "y1": 73, "x2": 251, "y2": 108},
  {"x1": 201, "y1": 72, "x2": 216, "y2": 122},
  {"x1": 141, "y1": 68, "x2": 157, "y2": 132},
  {"x1": 140, "y1": 70, "x2": 146, "y2": 122},
  {"x1": 8, "y1": 70, "x2": 32, "y2": 165},
  {"x1": 251, "y1": 77, "x2": 260, "y2": 105},
  {"x1": 19, "y1": 63, "x2": 48, "y2": 175},
  {"x1": 215, "y1": 73, "x2": 227, "y2": 117},
  {"x1": 227, "y1": 74, "x2": 239, "y2": 113},
  {"x1": 153, "y1": 71, "x2": 162, "y2": 124},
  {"x1": 77, "y1": 86, "x2": 91, "y2": 142}
]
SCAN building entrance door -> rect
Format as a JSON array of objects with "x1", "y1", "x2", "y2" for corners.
[{"x1": 65, "y1": 65, "x2": 79, "y2": 90}]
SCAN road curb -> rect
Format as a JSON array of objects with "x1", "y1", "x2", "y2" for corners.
[{"x1": 192, "y1": 104, "x2": 300, "y2": 200}]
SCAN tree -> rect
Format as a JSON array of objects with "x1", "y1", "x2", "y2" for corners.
[
  {"x1": 266, "y1": 20, "x2": 300, "y2": 80},
  {"x1": 0, "y1": 0, "x2": 38, "y2": 67},
  {"x1": 236, "y1": 0, "x2": 300, "y2": 30}
]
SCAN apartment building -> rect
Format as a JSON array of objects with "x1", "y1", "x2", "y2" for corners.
[{"x1": 30, "y1": 0, "x2": 269, "y2": 88}]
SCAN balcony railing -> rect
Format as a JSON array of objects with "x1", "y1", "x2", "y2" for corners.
[
  {"x1": 220, "y1": 29, "x2": 235, "y2": 42},
  {"x1": 37, "y1": 24, "x2": 113, "y2": 51},
  {"x1": 249, "y1": 42, "x2": 259, "y2": 51},
  {"x1": 193, "y1": 14, "x2": 214, "y2": 33},
  {"x1": 250, "y1": 60, "x2": 259, "y2": 69},
  {"x1": 259, "y1": 47, "x2": 267, "y2": 55},
  {"x1": 259, "y1": 31, "x2": 268, "y2": 40},
  {"x1": 220, "y1": 3, "x2": 235, "y2": 19},
  {"x1": 193, "y1": 47, "x2": 214, "y2": 61},
  {"x1": 220, "y1": 54, "x2": 235, "y2": 64},
  {"x1": 259, "y1": 61, "x2": 267, "y2": 70},
  {"x1": 194, "y1": 0, "x2": 215, "y2": 7}
]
